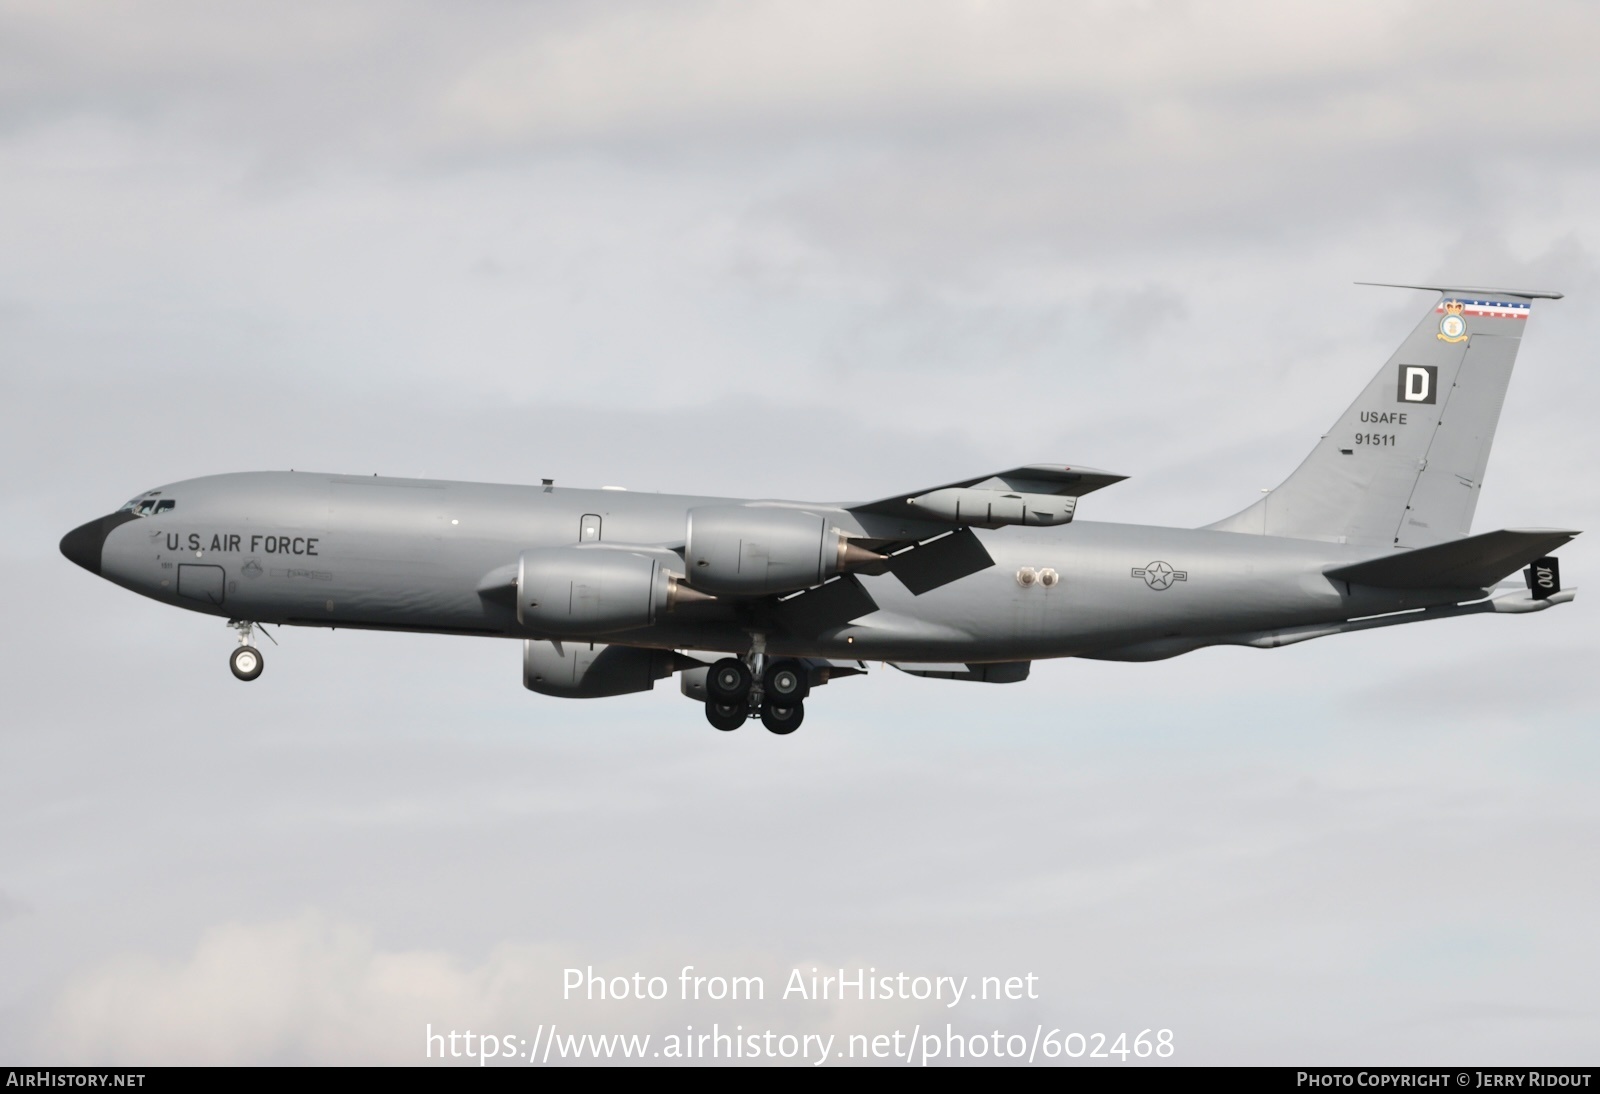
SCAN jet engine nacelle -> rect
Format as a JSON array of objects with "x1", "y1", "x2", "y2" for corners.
[
  {"x1": 684, "y1": 506, "x2": 881, "y2": 597},
  {"x1": 518, "y1": 546, "x2": 696, "y2": 636},
  {"x1": 523, "y1": 640, "x2": 678, "y2": 698}
]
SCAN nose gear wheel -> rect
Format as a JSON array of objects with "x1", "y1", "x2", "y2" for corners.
[{"x1": 230, "y1": 645, "x2": 264, "y2": 681}]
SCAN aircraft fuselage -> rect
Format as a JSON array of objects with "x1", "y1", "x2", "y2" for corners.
[{"x1": 79, "y1": 471, "x2": 1473, "y2": 663}]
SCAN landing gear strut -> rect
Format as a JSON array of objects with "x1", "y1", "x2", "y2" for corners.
[
  {"x1": 228, "y1": 620, "x2": 264, "y2": 682},
  {"x1": 702, "y1": 640, "x2": 807, "y2": 735}
]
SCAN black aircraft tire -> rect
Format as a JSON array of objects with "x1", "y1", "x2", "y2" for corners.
[
  {"x1": 761, "y1": 701, "x2": 804, "y2": 735},
  {"x1": 706, "y1": 658, "x2": 753, "y2": 704},
  {"x1": 705, "y1": 701, "x2": 747, "y2": 732},
  {"x1": 230, "y1": 645, "x2": 264, "y2": 682},
  {"x1": 762, "y1": 659, "x2": 809, "y2": 703}
]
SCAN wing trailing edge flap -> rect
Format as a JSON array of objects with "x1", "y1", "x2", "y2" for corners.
[
  {"x1": 885, "y1": 527, "x2": 995, "y2": 595},
  {"x1": 770, "y1": 574, "x2": 879, "y2": 638},
  {"x1": 1324, "y1": 528, "x2": 1581, "y2": 590}
]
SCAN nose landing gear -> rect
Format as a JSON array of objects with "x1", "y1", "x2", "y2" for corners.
[
  {"x1": 230, "y1": 644, "x2": 264, "y2": 681},
  {"x1": 227, "y1": 619, "x2": 269, "y2": 682}
]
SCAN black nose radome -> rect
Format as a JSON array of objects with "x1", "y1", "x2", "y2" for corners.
[{"x1": 60, "y1": 511, "x2": 140, "y2": 575}]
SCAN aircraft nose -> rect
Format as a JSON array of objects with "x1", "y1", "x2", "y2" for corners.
[{"x1": 60, "y1": 512, "x2": 139, "y2": 575}]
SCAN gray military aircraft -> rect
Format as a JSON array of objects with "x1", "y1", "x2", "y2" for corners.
[{"x1": 61, "y1": 284, "x2": 1578, "y2": 734}]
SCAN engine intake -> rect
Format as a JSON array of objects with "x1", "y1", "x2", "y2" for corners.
[
  {"x1": 684, "y1": 506, "x2": 881, "y2": 597},
  {"x1": 523, "y1": 640, "x2": 679, "y2": 698},
  {"x1": 518, "y1": 546, "x2": 704, "y2": 636}
]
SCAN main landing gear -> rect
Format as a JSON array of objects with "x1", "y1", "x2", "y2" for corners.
[
  {"x1": 705, "y1": 700, "x2": 747, "y2": 732},
  {"x1": 759, "y1": 701, "x2": 804, "y2": 735},
  {"x1": 228, "y1": 619, "x2": 265, "y2": 682},
  {"x1": 702, "y1": 643, "x2": 809, "y2": 735}
]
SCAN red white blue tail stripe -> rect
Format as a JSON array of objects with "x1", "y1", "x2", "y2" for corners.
[{"x1": 1436, "y1": 298, "x2": 1532, "y2": 319}]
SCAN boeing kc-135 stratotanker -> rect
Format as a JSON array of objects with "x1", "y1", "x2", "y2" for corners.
[{"x1": 61, "y1": 284, "x2": 1578, "y2": 734}]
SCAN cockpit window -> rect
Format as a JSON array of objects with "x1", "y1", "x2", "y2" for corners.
[{"x1": 119, "y1": 492, "x2": 174, "y2": 517}]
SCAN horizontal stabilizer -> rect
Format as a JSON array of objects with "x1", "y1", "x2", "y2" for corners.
[
  {"x1": 1325, "y1": 528, "x2": 1580, "y2": 589},
  {"x1": 1354, "y1": 282, "x2": 1564, "y2": 300}
]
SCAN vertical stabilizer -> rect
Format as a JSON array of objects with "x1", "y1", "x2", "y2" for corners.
[{"x1": 1208, "y1": 285, "x2": 1560, "y2": 548}]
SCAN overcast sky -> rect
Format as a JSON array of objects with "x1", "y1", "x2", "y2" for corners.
[{"x1": 2, "y1": 0, "x2": 1598, "y2": 1065}]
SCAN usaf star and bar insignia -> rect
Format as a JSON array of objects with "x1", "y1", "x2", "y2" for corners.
[{"x1": 1131, "y1": 561, "x2": 1188, "y2": 590}]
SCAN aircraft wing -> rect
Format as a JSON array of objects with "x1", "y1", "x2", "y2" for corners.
[
  {"x1": 839, "y1": 464, "x2": 1126, "y2": 597},
  {"x1": 848, "y1": 464, "x2": 1127, "y2": 523}
]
